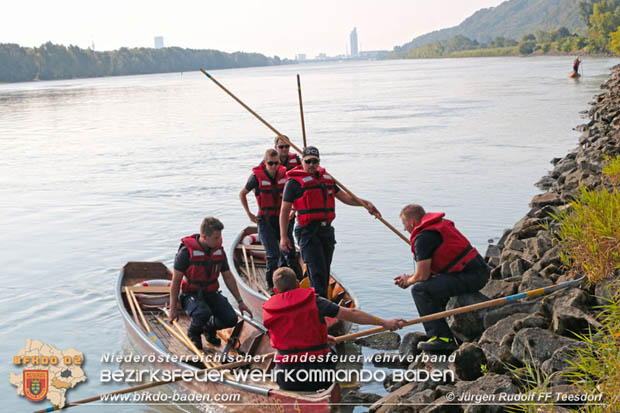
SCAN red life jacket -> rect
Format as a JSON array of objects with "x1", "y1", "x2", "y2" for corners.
[
  {"x1": 287, "y1": 166, "x2": 336, "y2": 227},
  {"x1": 282, "y1": 153, "x2": 301, "y2": 171},
  {"x1": 252, "y1": 164, "x2": 286, "y2": 216},
  {"x1": 263, "y1": 288, "x2": 329, "y2": 364},
  {"x1": 179, "y1": 234, "x2": 225, "y2": 293},
  {"x1": 410, "y1": 213, "x2": 479, "y2": 275}
]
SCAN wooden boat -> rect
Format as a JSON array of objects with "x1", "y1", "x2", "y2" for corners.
[
  {"x1": 569, "y1": 70, "x2": 581, "y2": 78},
  {"x1": 230, "y1": 226, "x2": 360, "y2": 335},
  {"x1": 117, "y1": 261, "x2": 341, "y2": 412}
]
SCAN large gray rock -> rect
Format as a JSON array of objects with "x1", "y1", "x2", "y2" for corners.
[
  {"x1": 447, "y1": 293, "x2": 489, "y2": 342},
  {"x1": 450, "y1": 343, "x2": 487, "y2": 381},
  {"x1": 594, "y1": 277, "x2": 619, "y2": 305},
  {"x1": 511, "y1": 328, "x2": 577, "y2": 367},
  {"x1": 530, "y1": 191, "x2": 562, "y2": 208},
  {"x1": 342, "y1": 390, "x2": 382, "y2": 404},
  {"x1": 356, "y1": 331, "x2": 401, "y2": 350},
  {"x1": 519, "y1": 269, "x2": 552, "y2": 291},
  {"x1": 512, "y1": 217, "x2": 543, "y2": 238},
  {"x1": 419, "y1": 397, "x2": 463, "y2": 413},
  {"x1": 455, "y1": 374, "x2": 519, "y2": 412},
  {"x1": 479, "y1": 313, "x2": 528, "y2": 345},
  {"x1": 551, "y1": 304, "x2": 601, "y2": 337},
  {"x1": 509, "y1": 258, "x2": 532, "y2": 278},
  {"x1": 532, "y1": 246, "x2": 562, "y2": 272},
  {"x1": 480, "y1": 279, "x2": 518, "y2": 299},
  {"x1": 541, "y1": 344, "x2": 584, "y2": 376},
  {"x1": 399, "y1": 331, "x2": 427, "y2": 361},
  {"x1": 483, "y1": 298, "x2": 542, "y2": 329},
  {"x1": 514, "y1": 313, "x2": 548, "y2": 330}
]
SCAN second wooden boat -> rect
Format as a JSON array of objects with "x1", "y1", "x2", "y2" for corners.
[{"x1": 229, "y1": 226, "x2": 360, "y2": 336}]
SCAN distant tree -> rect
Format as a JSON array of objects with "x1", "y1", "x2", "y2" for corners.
[
  {"x1": 522, "y1": 33, "x2": 536, "y2": 42},
  {"x1": 519, "y1": 40, "x2": 536, "y2": 54}
]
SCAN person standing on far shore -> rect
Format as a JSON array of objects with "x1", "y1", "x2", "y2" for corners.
[{"x1": 394, "y1": 204, "x2": 489, "y2": 352}]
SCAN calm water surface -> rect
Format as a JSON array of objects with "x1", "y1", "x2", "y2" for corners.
[{"x1": 1, "y1": 56, "x2": 617, "y2": 411}]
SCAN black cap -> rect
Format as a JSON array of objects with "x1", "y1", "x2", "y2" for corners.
[{"x1": 302, "y1": 146, "x2": 320, "y2": 159}]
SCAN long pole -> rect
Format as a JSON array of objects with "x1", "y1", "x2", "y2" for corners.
[
  {"x1": 35, "y1": 277, "x2": 583, "y2": 412},
  {"x1": 297, "y1": 74, "x2": 307, "y2": 148},
  {"x1": 333, "y1": 276, "x2": 585, "y2": 343},
  {"x1": 200, "y1": 69, "x2": 410, "y2": 245}
]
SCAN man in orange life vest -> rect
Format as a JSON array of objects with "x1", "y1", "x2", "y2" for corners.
[
  {"x1": 279, "y1": 146, "x2": 380, "y2": 298},
  {"x1": 274, "y1": 135, "x2": 301, "y2": 171},
  {"x1": 264, "y1": 267, "x2": 405, "y2": 391},
  {"x1": 394, "y1": 204, "x2": 489, "y2": 352},
  {"x1": 239, "y1": 149, "x2": 302, "y2": 291},
  {"x1": 169, "y1": 217, "x2": 252, "y2": 350}
]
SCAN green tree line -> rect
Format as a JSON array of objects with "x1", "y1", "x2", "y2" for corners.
[
  {"x1": 0, "y1": 42, "x2": 287, "y2": 83},
  {"x1": 400, "y1": 0, "x2": 620, "y2": 58}
]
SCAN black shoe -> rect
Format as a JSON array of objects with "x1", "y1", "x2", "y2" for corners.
[
  {"x1": 204, "y1": 328, "x2": 221, "y2": 347},
  {"x1": 417, "y1": 336, "x2": 457, "y2": 352},
  {"x1": 188, "y1": 330, "x2": 203, "y2": 350}
]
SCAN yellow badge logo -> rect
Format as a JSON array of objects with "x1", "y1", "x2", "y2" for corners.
[{"x1": 10, "y1": 339, "x2": 87, "y2": 408}]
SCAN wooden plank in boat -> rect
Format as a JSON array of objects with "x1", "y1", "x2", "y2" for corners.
[{"x1": 235, "y1": 244, "x2": 264, "y2": 251}]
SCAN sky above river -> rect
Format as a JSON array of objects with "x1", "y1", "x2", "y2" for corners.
[{"x1": 2, "y1": 0, "x2": 504, "y2": 59}]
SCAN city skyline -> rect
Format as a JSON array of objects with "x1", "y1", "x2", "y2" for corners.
[{"x1": 2, "y1": 0, "x2": 505, "y2": 59}]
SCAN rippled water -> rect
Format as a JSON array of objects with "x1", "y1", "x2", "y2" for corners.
[{"x1": 1, "y1": 56, "x2": 616, "y2": 411}]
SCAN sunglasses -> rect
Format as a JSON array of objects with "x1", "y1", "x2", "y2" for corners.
[
  {"x1": 304, "y1": 159, "x2": 319, "y2": 165},
  {"x1": 266, "y1": 161, "x2": 279, "y2": 166},
  {"x1": 278, "y1": 144, "x2": 290, "y2": 149}
]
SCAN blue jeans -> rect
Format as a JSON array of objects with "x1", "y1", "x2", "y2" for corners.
[{"x1": 258, "y1": 215, "x2": 302, "y2": 288}]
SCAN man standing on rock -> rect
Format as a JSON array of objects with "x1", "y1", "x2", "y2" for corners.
[
  {"x1": 279, "y1": 146, "x2": 380, "y2": 298},
  {"x1": 394, "y1": 204, "x2": 489, "y2": 352}
]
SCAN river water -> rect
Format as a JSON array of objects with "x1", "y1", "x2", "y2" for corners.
[{"x1": 1, "y1": 56, "x2": 616, "y2": 411}]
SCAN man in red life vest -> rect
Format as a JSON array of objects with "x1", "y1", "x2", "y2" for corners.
[
  {"x1": 169, "y1": 217, "x2": 252, "y2": 350},
  {"x1": 394, "y1": 204, "x2": 489, "y2": 352},
  {"x1": 274, "y1": 135, "x2": 301, "y2": 171},
  {"x1": 264, "y1": 267, "x2": 405, "y2": 391},
  {"x1": 279, "y1": 146, "x2": 380, "y2": 298},
  {"x1": 240, "y1": 149, "x2": 302, "y2": 292}
]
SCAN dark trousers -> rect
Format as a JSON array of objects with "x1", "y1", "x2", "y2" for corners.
[
  {"x1": 181, "y1": 291, "x2": 238, "y2": 336},
  {"x1": 295, "y1": 222, "x2": 336, "y2": 298},
  {"x1": 258, "y1": 216, "x2": 302, "y2": 288},
  {"x1": 410, "y1": 256, "x2": 489, "y2": 339}
]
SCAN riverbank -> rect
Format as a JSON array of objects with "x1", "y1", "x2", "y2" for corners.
[{"x1": 363, "y1": 64, "x2": 620, "y2": 412}]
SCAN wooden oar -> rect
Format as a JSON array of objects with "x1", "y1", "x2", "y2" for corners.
[
  {"x1": 123, "y1": 287, "x2": 140, "y2": 325},
  {"x1": 296, "y1": 74, "x2": 307, "y2": 148},
  {"x1": 250, "y1": 254, "x2": 271, "y2": 297},
  {"x1": 241, "y1": 245, "x2": 255, "y2": 285},
  {"x1": 200, "y1": 69, "x2": 410, "y2": 245},
  {"x1": 33, "y1": 359, "x2": 250, "y2": 413},
  {"x1": 333, "y1": 276, "x2": 585, "y2": 343},
  {"x1": 127, "y1": 288, "x2": 162, "y2": 348}
]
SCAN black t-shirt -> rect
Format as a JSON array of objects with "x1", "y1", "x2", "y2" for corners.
[
  {"x1": 282, "y1": 178, "x2": 340, "y2": 203},
  {"x1": 174, "y1": 245, "x2": 230, "y2": 273},
  {"x1": 413, "y1": 230, "x2": 486, "y2": 272},
  {"x1": 413, "y1": 230, "x2": 443, "y2": 261},
  {"x1": 316, "y1": 295, "x2": 340, "y2": 322},
  {"x1": 245, "y1": 174, "x2": 259, "y2": 192}
]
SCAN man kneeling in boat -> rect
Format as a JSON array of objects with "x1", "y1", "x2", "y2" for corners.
[
  {"x1": 239, "y1": 148, "x2": 303, "y2": 293},
  {"x1": 394, "y1": 204, "x2": 489, "y2": 352},
  {"x1": 169, "y1": 217, "x2": 252, "y2": 350},
  {"x1": 263, "y1": 267, "x2": 405, "y2": 391}
]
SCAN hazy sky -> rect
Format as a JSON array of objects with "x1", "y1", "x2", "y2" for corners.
[{"x1": 2, "y1": 0, "x2": 505, "y2": 58}]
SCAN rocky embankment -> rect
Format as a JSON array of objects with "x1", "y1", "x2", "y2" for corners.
[{"x1": 361, "y1": 65, "x2": 620, "y2": 412}]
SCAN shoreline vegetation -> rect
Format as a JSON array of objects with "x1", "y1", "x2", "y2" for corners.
[
  {"x1": 0, "y1": 42, "x2": 290, "y2": 83},
  {"x1": 396, "y1": 0, "x2": 620, "y2": 59}
]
